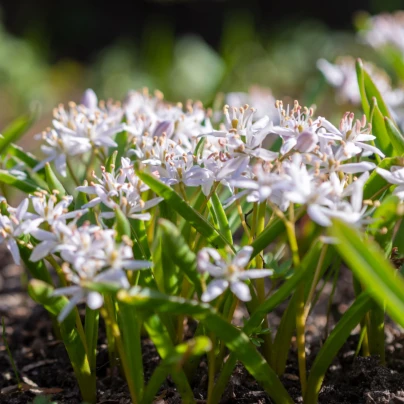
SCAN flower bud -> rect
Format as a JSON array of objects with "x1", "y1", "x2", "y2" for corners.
[
  {"x1": 153, "y1": 120, "x2": 174, "y2": 138},
  {"x1": 295, "y1": 131, "x2": 318, "y2": 152},
  {"x1": 81, "y1": 89, "x2": 98, "y2": 110}
]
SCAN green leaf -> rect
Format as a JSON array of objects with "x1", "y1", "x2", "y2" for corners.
[
  {"x1": 356, "y1": 58, "x2": 370, "y2": 116},
  {"x1": 369, "y1": 195, "x2": 401, "y2": 254},
  {"x1": 329, "y1": 220, "x2": 404, "y2": 328},
  {"x1": 105, "y1": 150, "x2": 118, "y2": 173},
  {"x1": 141, "y1": 336, "x2": 211, "y2": 404},
  {"x1": 129, "y1": 218, "x2": 151, "y2": 260},
  {"x1": 118, "y1": 288, "x2": 294, "y2": 404},
  {"x1": 136, "y1": 168, "x2": 233, "y2": 250},
  {"x1": 117, "y1": 300, "x2": 144, "y2": 402},
  {"x1": 363, "y1": 68, "x2": 392, "y2": 120},
  {"x1": 114, "y1": 207, "x2": 131, "y2": 242},
  {"x1": 0, "y1": 114, "x2": 35, "y2": 155},
  {"x1": 369, "y1": 98, "x2": 392, "y2": 156},
  {"x1": 304, "y1": 292, "x2": 374, "y2": 403},
  {"x1": 363, "y1": 157, "x2": 404, "y2": 200},
  {"x1": 28, "y1": 280, "x2": 95, "y2": 403},
  {"x1": 142, "y1": 313, "x2": 196, "y2": 404},
  {"x1": 1, "y1": 139, "x2": 42, "y2": 172},
  {"x1": 385, "y1": 117, "x2": 404, "y2": 155},
  {"x1": 210, "y1": 192, "x2": 233, "y2": 245},
  {"x1": 159, "y1": 219, "x2": 203, "y2": 296},
  {"x1": 45, "y1": 163, "x2": 66, "y2": 198},
  {"x1": 0, "y1": 170, "x2": 44, "y2": 194}
]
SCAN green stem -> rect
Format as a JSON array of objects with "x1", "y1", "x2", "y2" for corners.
[
  {"x1": 102, "y1": 296, "x2": 140, "y2": 404},
  {"x1": 285, "y1": 215, "x2": 307, "y2": 396},
  {"x1": 368, "y1": 306, "x2": 385, "y2": 364},
  {"x1": 85, "y1": 307, "x2": 99, "y2": 377},
  {"x1": 303, "y1": 244, "x2": 328, "y2": 321},
  {"x1": 255, "y1": 202, "x2": 273, "y2": 365},
  {"x1": 352, "y1": 275, "x2": 370, "y2": 357},
  {"x1": 66, "y1": 157, "x2": 80, "y2": 186}
]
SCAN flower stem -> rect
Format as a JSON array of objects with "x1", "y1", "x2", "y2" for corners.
[
  {"x1": 255, "y1": 202, "x2": 273, "y2": 365},
  {"x1": 285, "y1": 213, "x2": 307, "y2": 396},
  {"x1": 101, "y1": 296, "x2": 140, "y2": 404},
  {"x1": 303, "y1": 244, "x2": 328, "y2": 321},
  {"x1": 85, "y1": 307, "x2": 99, "y2": 377},
  {"x1": 66, "y1": 158, "x2": 80, "y2": 186}
]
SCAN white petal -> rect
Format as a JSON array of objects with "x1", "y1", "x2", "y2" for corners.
[
  {"x1": 52, "y1": 286, "x2": 81, "y2": 296},
  {"x1": 7, "y1": 238, "x2": 20, "y2": 265},
  {"x1": 376, "y1": 168, "x2": 402, "y2": 185},
  {"x1": 87, "y1": 291, "x2": 104, "y2": 310},
  {"x1": 58, "y1": 291, "x2": 83, "y2": 322},
  {"x1": 30, "y1": 241, "x2": 55, "y2": 262},
  {"x1": 124, "y1": 260, "x2": 152, "y2": 270},
  {"x1": 338, "y1": 162, "x2": 376, "y2": 173},
  {"x1": 230, "y1": 281, "x2": 251, "y2": 302},
  {"x1": 307, "y1": 205, "x2": 332, "y2": 227},
  {"x1": 238, "y1": 269, "x2": 273, "y2": 280},
  {"x1": 201, "y1": 279, "x2": 229, "y2": 302},
  {"x1": 233, "y1": 246, "x2": 253, "y2": 268}
]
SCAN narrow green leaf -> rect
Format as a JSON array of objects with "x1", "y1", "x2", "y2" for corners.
[
  {"x1": 118, "y1": 288, "x2": 294, "y2": 404},
  {"x1": 363, "y1": 69, "x2": 392, "y2": 120},
  {"x1": 141, "y1": 336, "x2": 211, "y2": 404},
  {"x1": 1, "y1": 139, "x2": 43, "y2": 173},
  {"x1": 136, "y1": 168, "x2": 232, "y2": 250},
  {"x1": 105, "y1": 150, "x2": 118, "y2": 173},
  {"x1": 0, "y1": 170, "x2": 44, "y2": 194},
  {"x1": 329, "y1": 220, "x2": 404, "y2": 328},
  {"x1": 159, "y1": 219, "x2": 203, "y2": 296},
  {"x1": 369, "y1": 98, "x2": 392, "y2": 155},
  {"x1": 210, "y1": 192, "x2": 233, "y2": 244},
  {"x1": 385, "y1": 117, "x2": 404, "y2": 155},
  {"x1": 356, "y1": 58, "x2": 370, "y2": 116},
  {"x1": 304, "y1": 292, "x2": 374, "y2": 403},
  {"x1": 369, "y1": 195, "x2": 401, "y2": 254},
  {"x1": 143, "y1": 314, "x2": 196, "y2": 404},
  {"x1": 117, "y1": 300, "x2": 144, "y2": 401},
  {"x1": 0, "y1": 114, "x2": 35, "y2": 155},
  {"x1": 114, "y1": 207, "x2": 131, "y2": 242},
  {"x1": 129, "y1": 218, "x2": 151, "y2": 260},
  {"x1": 45, "y1": 163, "x2": 66, "y2": 198},
  {"x1": 28, "y1": 280, "x2": 95, "y2": 403}
]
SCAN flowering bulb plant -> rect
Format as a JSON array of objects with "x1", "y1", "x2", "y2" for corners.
[{"x1": 1, "y1": 59, "x2": 404, "y2": 404}]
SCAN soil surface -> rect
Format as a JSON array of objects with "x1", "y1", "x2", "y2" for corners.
[{"x1": 1, "y1": 247, "x2": 404, "y2": 404}]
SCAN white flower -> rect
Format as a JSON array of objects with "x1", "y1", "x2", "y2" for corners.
[
  {"x1": 78, "y1": 159, "x2": 162, "y2": 220},
  {"x1": 51, "y1": 226, "x2": 152, "y2": 321},
  {"x1": 376, "y1": 166, "x2": 404, "y2": 200},
  {"x1": 29, "y1": 193, "x2": 87, "y2": 227},
  {"x1": 153, "y1": 153, "x2": 211, "y2": 191},
  {"x1": 197, "y1": 246, "x2": 273, "y2": 302},
  {"x1": 321, "y1": 112, "x2": 384, "y2": 158},
  {"x1": 309, "y1": 173, "x2": 370, "y2": 227},
  {"x1": 0, "y1": 199, "x2": 32, "y2": 265},
  {"x1": 34, "y1": 130, "x2": 90, "y2": 176}
]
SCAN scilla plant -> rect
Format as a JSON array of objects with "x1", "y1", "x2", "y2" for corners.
[{"x1": 1, "y1": 59, "x2": 404, "y2": 404}]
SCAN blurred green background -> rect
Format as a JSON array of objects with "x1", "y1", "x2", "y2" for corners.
[{"x1": 0, "y1": 0, "x2": 403, "y2": 142}]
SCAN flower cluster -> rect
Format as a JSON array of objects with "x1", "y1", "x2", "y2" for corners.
[{"x1": 1, "y1": 87, "x2": 400, "y2": 317}]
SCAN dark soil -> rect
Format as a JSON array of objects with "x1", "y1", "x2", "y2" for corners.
[{"x1": 1, "y1": 248, "x2": 404, "y2": 404}]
